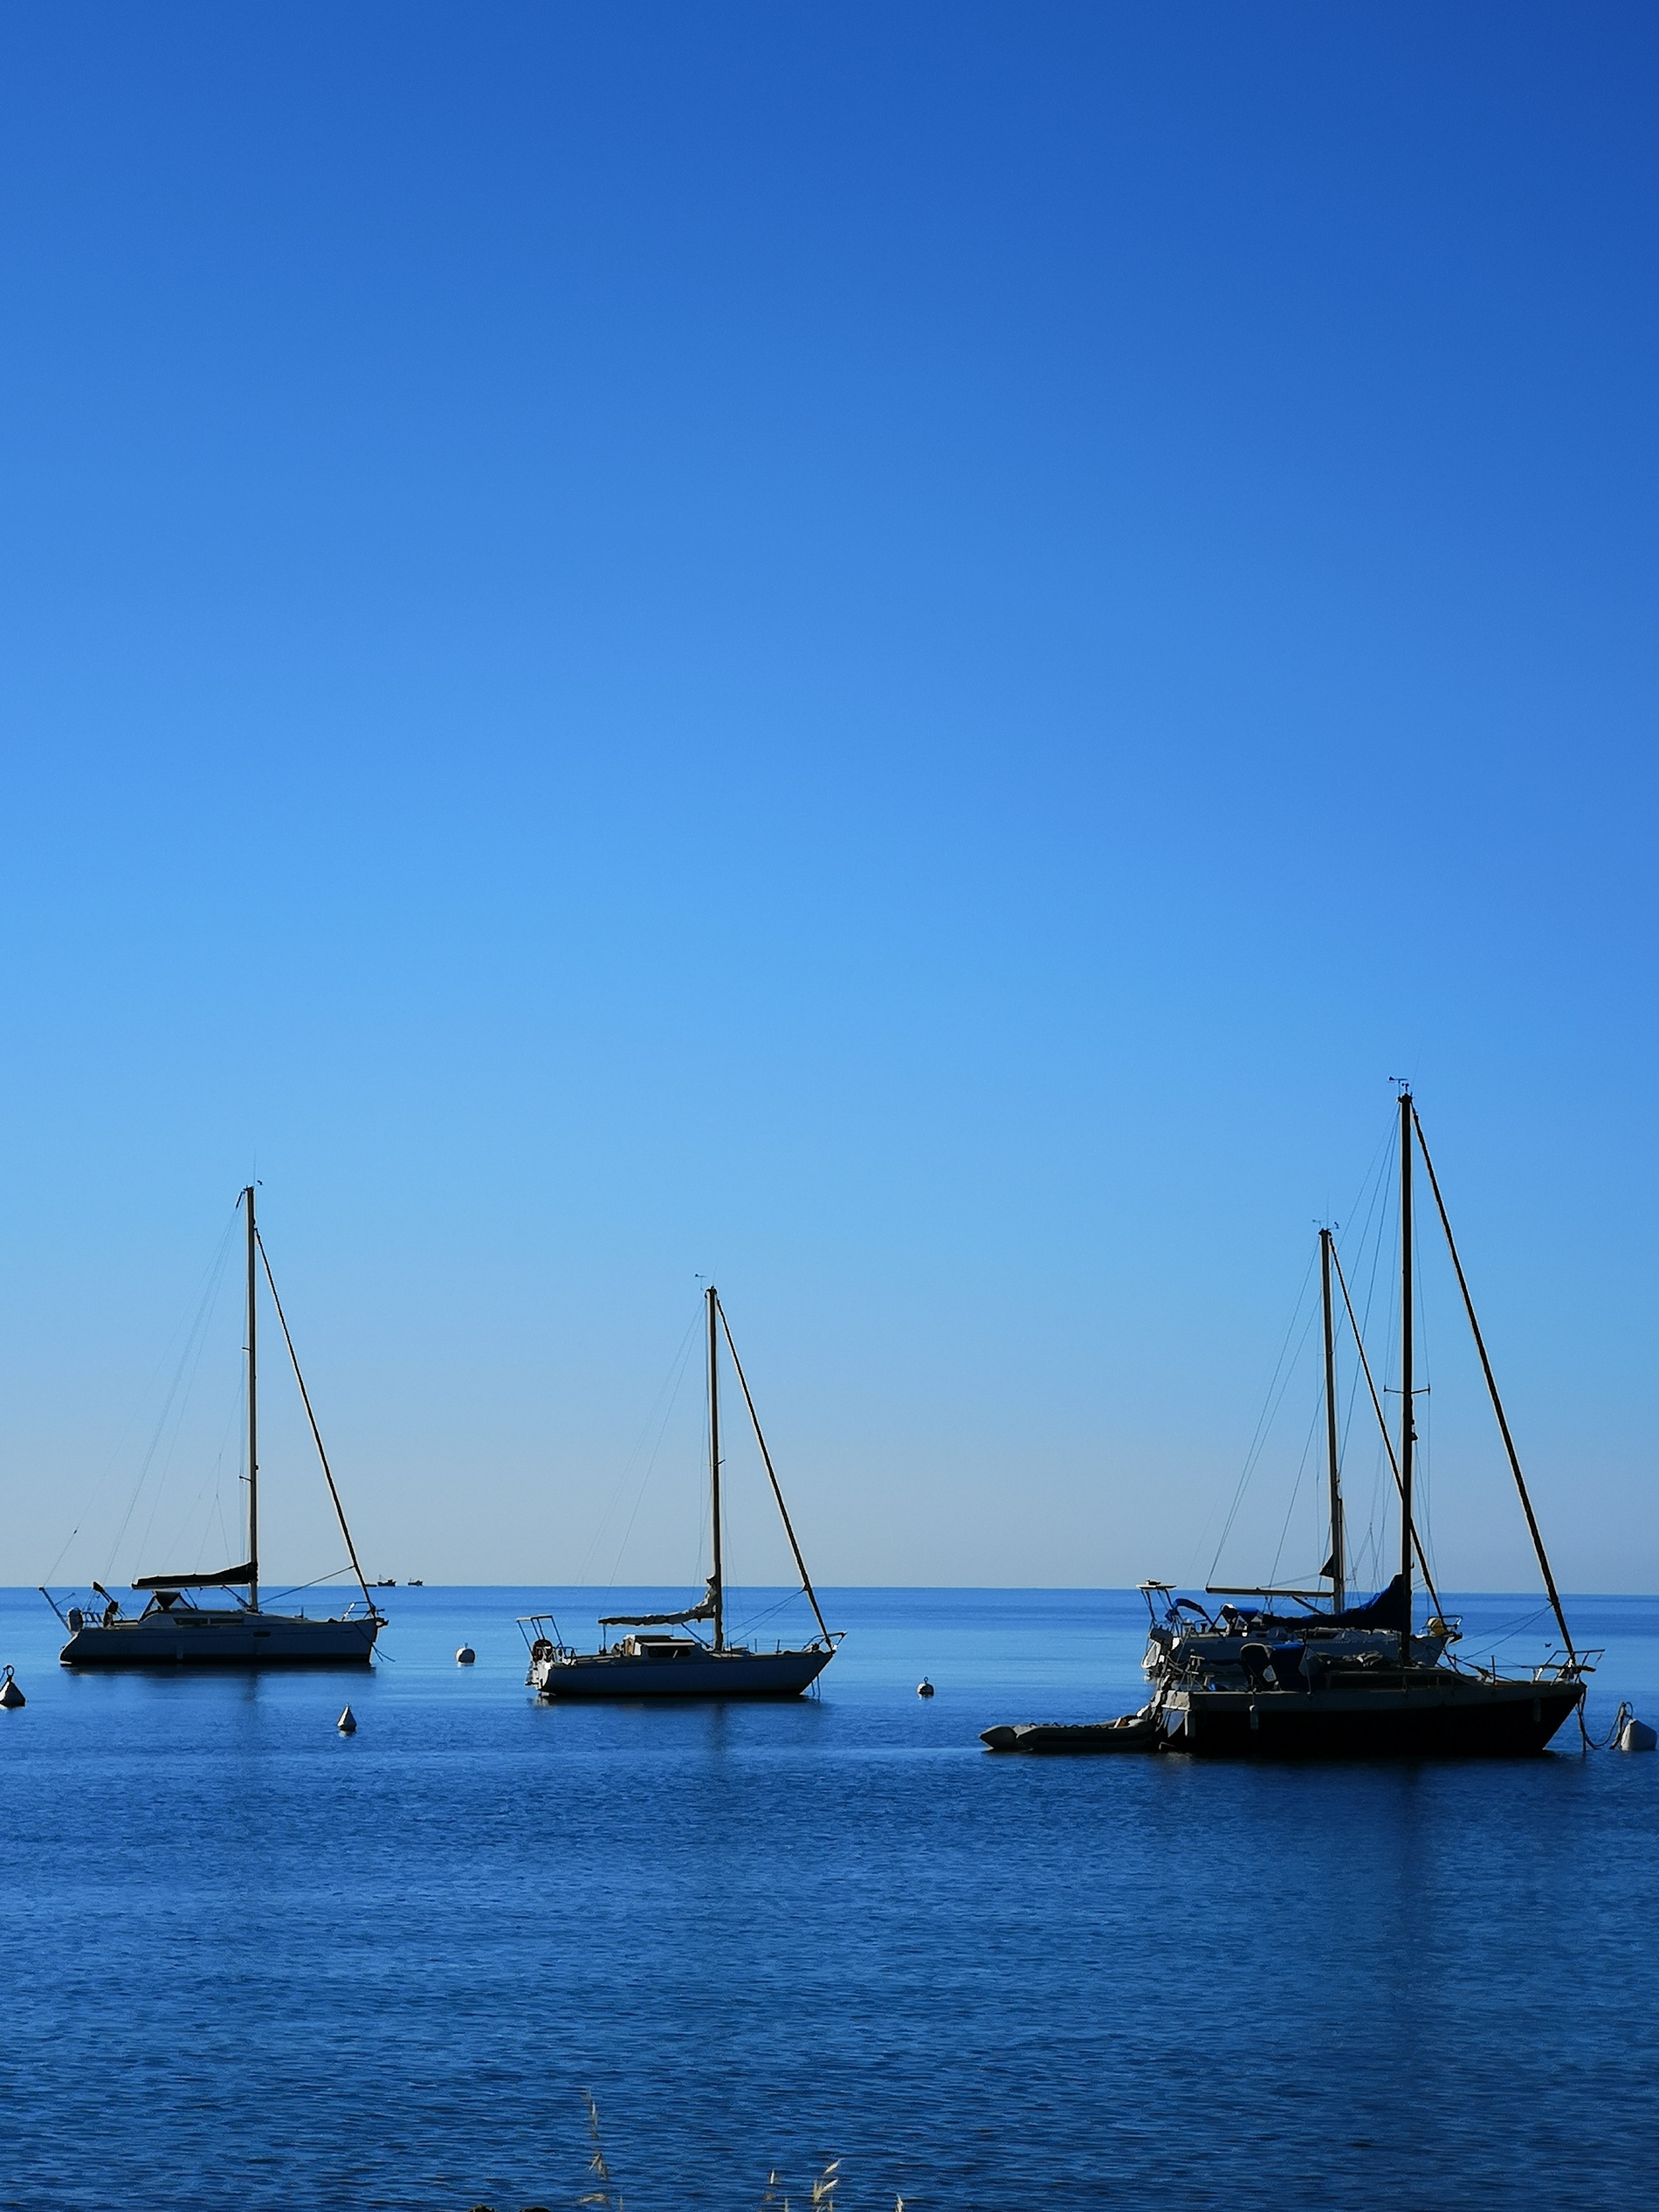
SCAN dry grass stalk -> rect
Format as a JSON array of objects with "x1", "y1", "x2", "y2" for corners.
[
  {"x1": 468, "y1": 2094, "x2": 902, "y2": 2212},
  {"x1": 577, "y1": 2088, "x2": 624, "y2": 2212}
]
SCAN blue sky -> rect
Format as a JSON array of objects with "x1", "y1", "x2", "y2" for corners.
[{"x1": 2, "y1": 3, "x2": 1655, "y2": 1594}]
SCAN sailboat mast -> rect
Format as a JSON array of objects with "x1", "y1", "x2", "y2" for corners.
[
  {"x1": 706, "y1": 1284, "x2": 724, "y2": 1651},
  {"x1": 1398, "y1": 1090, "x2": 1414, "y2": 1664},
  {"x1": 1327, "y1": 1235, "x2": 1448, "y2": 1622},
  {"x1": 1319, "y1": 1228, "x2": 1345, "y2": 1611},
  {"x1": 244, "y1": 1184, "x2": 259, "y2": 1616}
]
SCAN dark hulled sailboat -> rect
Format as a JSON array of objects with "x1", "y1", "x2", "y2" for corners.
[
  {"x1": 983, "y1": 1089, "x2": 1590, "y2": 1756},
  {"x1": 52, "y1": 1188, "x2": 382, "y2": 1669},
  {"x1": 523, "y1": 1285, "x2": 839, "y2": 1700},
  {"x1": 1148, "y1": 1089, "x2": 1587, "y2": 1755}
]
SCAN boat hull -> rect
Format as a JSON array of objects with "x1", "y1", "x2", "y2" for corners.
[
  {"x1": 1166, "y1": 1671, "x2": 1582, "y2": 1757},
  {"x1": 532, "y1": 1644, "x2": 834, "y2": 1701},
  {"x1": 59, "y1": 1609, "x2": 380, "y2": 1669},
  {"x1": 981, "y1": 1716, "x2": 1161, "y2": 1754}
]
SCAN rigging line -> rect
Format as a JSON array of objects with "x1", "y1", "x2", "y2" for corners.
[
  {"x1": 1312, "y1": 1116, "x2": 1395, "y2": 1581},
  {"x1": 1410, "y1": 1106, "x2": 1577, "y2": 1663},
  {"x1": 155, "y1": 1363, "x2": 246, "y2": 1576},
  {"x1": 1351, "y1": 1124, "x2": 1394, "y2": 1274},
  {"x1": 107, "y1": 1222, "x2": 237, "y2": 1573},
  {"x1": 111, "y1": 1222, "x2": 239, "y2": 1580},
  {"x1": 1335, "y1": 1312, "x2": 1372, "y2": 1478},
  {"x1": 130, "y1": 1307, "x2": 224, "y2": 1573},
  {"x1": 1354, "y1": 1112, "x2": 1398, "y2": 1366},
  {"x1": 208, "y1": 1367, "x2": 245, "y2": 1561},
  {"x1": 694, "y1": 1407, "x2": 712, "y2": 1588},
  {"x1": 1579, "y1": 1698, "x2": 1631, "y2": 1753},
  {"x1": 1341, "y1": 1124, "x2": 1397, "y2": 1357},
  {"x1": 1333, "y1": 1118, "x2": 1396, "y2": 1416},
  {"x1": 1360, "y1": 1158, "x2": 1401, "y2": 1595},
  {"x1": 1466, "y1": 1599, "x2": 1553, "y2": 1649},
  {"x1": 1355, "y1": 1356, "x2": 1394, "y2": 1590},
  {"x1": 579, "y1": 1311, "x2": 700, "y2": 1583},
  {"x1": 262, "y1": 1566, "x2": 355, "y2": 1600},
  {"x1": 1332, "y1": 1185, "x2": 1387, "y2": 1479},
  {"x1": 1197, "y1": 1249, "x2": 1320, "y2": 1581},
  {"x1": 1236, "y1": 1245, "x2": 1320, "y2": 1481},
  {"x1": 1268, "y1": 1387, "x2": 1326, "y2": 1591},
  {"x1": 1357, "y1": 1447, "x2": 1386, "y2": 1593},
  {"x1": 1328, "y1": 1237, "x2": 1445, "y2": 1620},
  {"x1": 255, "y1": 1230, "x2": 376, "y2": 1617},
  {"x1": 1411, "y1": 1203, "x2": 1439, "y2": 1588},
  {"x1": 726, "y1": 1588, "x2": 808, "y2": 1637},
  {"x1": 44, "y1": 1212, "x2": 241, "y2": 1585},
  {"x1": 716, "y1": 1297, "x2": 833, "y2": 1647},
  {"x1": 158, "y1": 1437, "x2": 235, "y2": 1576},
  {"x1": 1208, "y1": 1281, "x2": 1323, "y2": 1581},
  {"x1": 590, "y1": 1312, "x2": 702, "y2": 1595}
]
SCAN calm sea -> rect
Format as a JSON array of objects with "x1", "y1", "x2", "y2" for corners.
[{"x1": 2, "y1": 1585, "x2": 1656, "y2": 2211}]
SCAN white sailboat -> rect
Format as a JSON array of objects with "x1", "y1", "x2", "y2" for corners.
[
  {"x1": 50, "y1": 1187, "x2": 382, "y2": 1669},
  {"x1": 523, "y1": 1286, "x2": 839, "y2": 1700}
]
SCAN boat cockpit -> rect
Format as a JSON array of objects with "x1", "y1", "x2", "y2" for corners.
[{"x1": 1138, "y1": 1579, "x2": 1459, "y2": 1689}]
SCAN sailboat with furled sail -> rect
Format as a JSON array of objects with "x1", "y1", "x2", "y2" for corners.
[
  {"x1": 1141, "y1": 1088, "x2": 1589, "y2": 1754},
  {"x1": 984, "y1": 1088, "x2": 1591, "y2": 1755},
  {"x1": 523, "y1": 1285, "x2": 840, "y2": 1699},
  {"x1": 48, "y1": 1188, "x2": 382, "y2": 1668}
]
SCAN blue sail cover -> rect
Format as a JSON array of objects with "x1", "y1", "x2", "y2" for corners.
[
  {"x1": 1222, "y1": 1573, "x2": 1412, "y2": 1635},
  {"x1": 1323, "y1": 1573, "x2": 1410, "y2": 1632}
]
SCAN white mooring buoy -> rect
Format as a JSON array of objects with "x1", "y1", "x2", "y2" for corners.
[
  {"x1": 917, "y1": 1678, "x2": 935, "y2": 1699},
  {"x1": 456, "y1": 1645, "x2": 476, "y2": 1665},
  {"x1": 1620, "y1": 1714, "x2": 1656, "y2": 1753},
  {"x1": 0, "y1": 1665, "x2": 25, "y2": 1710},
  {"x1": 337, "y1": 1705, "x2": 357, "y2": 1734}
]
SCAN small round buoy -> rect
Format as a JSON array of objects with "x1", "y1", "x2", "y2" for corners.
[
  {"x1": 917, "y1": 1678, "x2": 935, "y2": 1699},
  {"x1": 456, "y1": 1645, "x2": 476, "y2": 1665},
  {"x1": 0, "y1": 1665, "x2": 24, "y2": 1710},
  {"x1": 336, "y1": 1705, "x2": 357, "y2": 1734},
  {"x1": 1620, "y1": 1714, "x2": 1657, "y2": 1753}
]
